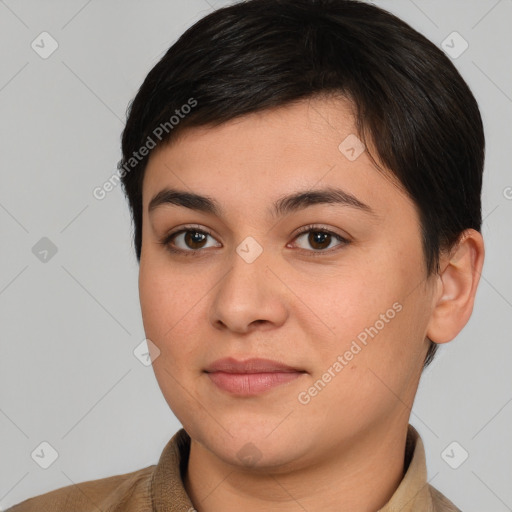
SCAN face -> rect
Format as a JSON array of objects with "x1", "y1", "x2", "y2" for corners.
[{"x1": 139, "y1": 96, "x2": 437, "y2": 471}]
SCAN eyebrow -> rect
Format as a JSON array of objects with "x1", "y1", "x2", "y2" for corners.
[{"x1": 148, "y1": 186, "x2": 377, "y2": 218}]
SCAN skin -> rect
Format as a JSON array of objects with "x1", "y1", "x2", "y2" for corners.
[{"x1": 138, "y1": 96, "x2": 484, "y2": 512}]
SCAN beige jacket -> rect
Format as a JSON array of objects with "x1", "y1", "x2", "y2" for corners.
[{"x1": 6, "y1": 424, "x2": 461, "y2": 511}]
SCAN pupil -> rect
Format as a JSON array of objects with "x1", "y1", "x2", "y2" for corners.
[
  {"x1": 310, "y1": 231, "x2": 330, "y2": 249},
  {"x1": 186, "y1": 231, "x2": 206, "y2": 248}
]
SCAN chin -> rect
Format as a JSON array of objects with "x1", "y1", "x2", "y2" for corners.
[{"x1": 191, "y1": 420, "x2": 315, "y2": 472}]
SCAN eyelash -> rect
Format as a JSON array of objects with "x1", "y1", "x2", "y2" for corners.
[{"x1": 159, "y1": 224, "x2": 351, "y2": 258}]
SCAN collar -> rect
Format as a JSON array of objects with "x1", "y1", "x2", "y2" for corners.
[{"x1": 150, "y1": 424, "x2": 436, "y2": 511}]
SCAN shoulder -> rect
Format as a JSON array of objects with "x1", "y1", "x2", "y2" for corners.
[
  {"x1": 5, "y1": 464, "x2": 156, "y2": 512},
  {"x1": 429, "y1": 484, "x2": 462, "y2": 512}
]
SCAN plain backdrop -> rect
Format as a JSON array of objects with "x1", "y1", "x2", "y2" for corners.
[{"x1": 0, "y1": 1, "x2": 511, "y2": 510}]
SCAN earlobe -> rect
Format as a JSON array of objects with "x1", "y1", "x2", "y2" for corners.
[{"x1": 426, "y1": 229, "x2": 485, "y2": 344}]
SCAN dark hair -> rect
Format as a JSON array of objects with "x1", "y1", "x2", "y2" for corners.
[{"x1": 119, "y1": 0, "x2": 485, "y2": 368}]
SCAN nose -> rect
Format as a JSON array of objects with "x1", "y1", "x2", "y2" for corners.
[{"x1": 209, "y1": 247, "x2": 289, "y2": 334}]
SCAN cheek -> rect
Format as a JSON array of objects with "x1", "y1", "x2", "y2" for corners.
[
  {"x1": 295, "y1": 261, "x2": 401, "y2": 346},
  {"x1": 297, "y1": 251, "x2": 427, "y2": 387},
  {"x1": 139, "y1": 263, "x2": 206, "y2": 417},
  {"x1": 138, "y1": 261, "x2": 201, "y2": 356},
  {"x1": 299, "y1": 301, "x2": 425, "y2": 436}
]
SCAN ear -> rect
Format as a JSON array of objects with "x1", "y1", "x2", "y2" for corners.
[{"x1": 426, "y1": 229, "x2": 485, "y2": 344}]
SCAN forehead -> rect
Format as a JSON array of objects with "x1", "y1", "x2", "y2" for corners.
[{"x1": 142, "y1": 97, "x2": 409, "y2": 219}]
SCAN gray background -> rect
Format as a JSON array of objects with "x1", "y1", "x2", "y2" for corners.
[{"x1": 0, "y1": 0, "x2": 511, "y2": 510}]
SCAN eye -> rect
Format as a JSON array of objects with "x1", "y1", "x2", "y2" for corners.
[
  {"x1": 160, "y1": 225, "x2": 221, "y2": 256},
  {"x1": 290, "y1": 225, "x2": 350, "y2": 255}
]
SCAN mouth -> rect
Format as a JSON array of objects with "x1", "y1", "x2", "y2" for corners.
[{"x1": 204, "y1": 357, "x2": 307, "y2": 396}]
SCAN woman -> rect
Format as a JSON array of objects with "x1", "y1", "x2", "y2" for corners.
[{"x1": 7, "y1": 0, "x2": 485, "y2": 510}]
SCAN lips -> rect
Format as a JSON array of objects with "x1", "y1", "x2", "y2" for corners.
[
  {"x1": 204, "y1": 357, "x2": 304, "y2": 374},
  {"x1": 204, "y1": 357, "x2": 306, "y2": 396}
]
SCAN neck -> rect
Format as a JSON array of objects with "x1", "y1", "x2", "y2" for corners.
[{"x1": 183, "y1": 416, "x2": 410, "y2": 512}]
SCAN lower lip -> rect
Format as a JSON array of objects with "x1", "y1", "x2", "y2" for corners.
[{"x1": 206, "y1": 371, "x2": 304, "y2": 396}]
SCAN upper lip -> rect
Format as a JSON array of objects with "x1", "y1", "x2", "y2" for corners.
[{"x1": 205, "y1": 357, "x2": 305, "y2": 374}]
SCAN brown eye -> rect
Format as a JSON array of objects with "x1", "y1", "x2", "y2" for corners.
[
  {"x1": 161, "y1": 227, "x2": 221, "y2": 256},
  {"x1": 292, "y1": 226, "x2": 350, "y2": 255}
]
